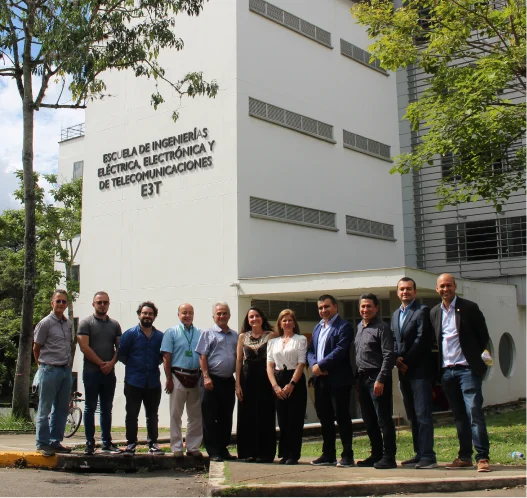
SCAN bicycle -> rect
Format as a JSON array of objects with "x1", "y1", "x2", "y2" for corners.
[{"x1": 64, "y1": 391, "x2": 84, "y2": 438}]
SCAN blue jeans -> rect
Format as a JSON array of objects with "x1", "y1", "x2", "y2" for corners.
[
  {"x1": 399, "y1": 376, "x2": 436, "y2": 462},
  {"x1": 36, "y1": 365, "x2": 72, "y2": 449},
  {"x1": 441, "y1": 367, "x2": 490, "y2": 462},
  {"x1": 83, "y1": 370, "x2": 116, "y2": 446}
]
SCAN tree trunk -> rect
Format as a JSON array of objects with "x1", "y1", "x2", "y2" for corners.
[
  {"x1": 11, "y1": 34, "x2": 36, "y2": 420},
  {"x1": 66, "y1": 265, "x2": 78, "y2": 364}
]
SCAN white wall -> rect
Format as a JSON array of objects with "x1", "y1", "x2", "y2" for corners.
[{"x1": 236, "y1": 0, "x2": 404, "y2": 277}]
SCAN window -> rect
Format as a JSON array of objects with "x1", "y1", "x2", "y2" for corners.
[
  {"x1": 498, "y1": 333, "x2": 515, "y2": 378},
  {"x1": 340, "y1": 39, "x2": 387, "y2": 75},
  {"x1": 249, "y1": 0, "x2": 332, "y2": 48},
  {"x1": 346, "y1": 215, "x2": 395, "y2": 241},
  {"x1": 70, "y1": 265, "x2": 80, "y2": 282},
  {"x1": 73, "y1": 161, "x2": 84, "y2": 179},
  {"x1": 249, "y1": 98, "x2": 335, "y2": 143},
  {"x1": 343, "y1": 130, "x2": 391, "y2": 161},
  {"x1": 250, "y1": 197, "x2": 337, "y2": 231},
  {"x1": 441, "y1": 153, "x2": 461, "y2": 181},
  {"x1": 500, "y1": 216, "x2": 526, "y2": 257},
  {"x1": 251, "y1": 300, "x2": 320, "y2": 321}
]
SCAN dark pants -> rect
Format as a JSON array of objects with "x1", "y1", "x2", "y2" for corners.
[
  {"x1": 83, "y1": 370, "x2": 116, "y2": 446},
  {"x1": 200, "y1": 374, "x2": 236, "y2": 458},
  {"x1": 124, "y1": 382, "x2": 162, "y2": 445},
  {"x1": 358, "y1": 373, "x2": 396, "y2": 460},
  {"x1": 399, "y1": 376, "x2": 436, "y2": 462},
  {"x1": 275, "y1": 370, "x2": 307, "y2": 461},
  {"x1": 314, "y1": 377, "x2": 353, "y2": 460},
  {"x1": 441, "y1": 366, "x2": 490, "y2": 462}
]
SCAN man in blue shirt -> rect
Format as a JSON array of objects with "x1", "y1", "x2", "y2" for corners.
[
  {"x1": 118, "y1": 301, "x2": 164, "y2": 456},
  {"x1": 195, "y1": 302, "x2": 238, "y2": 462},
  {"x1": 162, "y1": 303, "x2": 203, "y2": 458}
]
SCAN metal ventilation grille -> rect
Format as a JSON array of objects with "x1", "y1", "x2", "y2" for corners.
[
  {"x1": 340, "y1": 38, "x2": 388, "y2": 75},
  {"x1": 249, "y1": 0, "x2": 332, "y2": 49},
  {"x1": 250, "y1": 196, "x2": 338, "y2": 231},
  {"x1": 249, "y1": 98, "x2": 336, "y2": 144},
  {"x1": 346, "y1": 215, "x2": 396, "y2": 241},
  {"x1": 343, "y1": 129, "x2": 392, "y2": 161}
]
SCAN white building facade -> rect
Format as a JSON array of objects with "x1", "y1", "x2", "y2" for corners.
[{"x1": 57, "y1": 0, "x2": 525, "y2": 428}]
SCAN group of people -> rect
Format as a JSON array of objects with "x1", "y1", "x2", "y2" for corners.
[{"x1": 33, "y1": 272, "x2": 491, "y2": 473}]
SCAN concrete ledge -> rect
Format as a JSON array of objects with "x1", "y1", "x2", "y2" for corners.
[
  {"x1": 209, "y1": 474, "x2": 527, "y2": 497},
  {"x1": 0, "y1": 451, "x2": 207, "y2": 471}
]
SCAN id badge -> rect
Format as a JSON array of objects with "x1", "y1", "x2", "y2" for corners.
[{"x1": 185, "y1": 350, "x2": 193, "y2": 357}]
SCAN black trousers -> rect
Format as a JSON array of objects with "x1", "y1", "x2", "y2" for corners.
[
  {"x1": 124, "y1": 382, "x2": 162, "y2": 445},
  {"x1": 358, "y1": 373, "x2": 396, "y2": 460},
  {"x1": 314, "y1": 377, "x2": 354, "y2": 459},
  {"x1": 200, "y1": 374, "x2": 235, "y2": 458},
  {"x1": 275, "y1": 370, "x2": 307, "y2": 461}
]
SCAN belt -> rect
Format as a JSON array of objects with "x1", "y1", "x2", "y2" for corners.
[
  {"x1": 41, "y1": 363, "x2": 69, "y2": 368},
  {"x1": 275, "y1": 368, "x2": 295, "y2": 373},
  {"x1": 444, "y1": 364, "x2": 470, "y2": 371},
  {"x1": 357, "y1": 369, "x2": 380, "y2": 377},
  {"x1": 171, "y1": 366, "x2": 199, "y2": 375}
]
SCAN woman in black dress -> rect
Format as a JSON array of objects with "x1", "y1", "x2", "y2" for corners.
[{"x1": 235, "y1": 307, "x2": 277, "y2": 462}]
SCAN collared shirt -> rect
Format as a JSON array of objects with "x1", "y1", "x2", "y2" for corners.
[
  {"x1": 441, "y1": 296, "x2": 468, "y2": 367},
  {"x1": 161, "y1": 323, "x2": 202, "y2": 370},
  {"x1": 34, "y1": 312, "x2": 72, "y2": 366},
  {"x1": 78, "y1": 314, "x2": 122, "y2": 372},
  {"x1": 117, "y1": 324, "x2": 164, "y2": 389},
  {"x1": 195, "y1": 324, "x2": 238, "y2": 378},
  {"x1": 355, "y1": 316, "x2": 396, "y2": 384},
  {"x1": 267, "y1": 334, "x2": 307, "y2": 369},
  {"x1": 316, "y1": 313, "x2": 339, "y2": 362},
  {"x1": 399, "y1": 299, "x2": 415, "y2": 330}
]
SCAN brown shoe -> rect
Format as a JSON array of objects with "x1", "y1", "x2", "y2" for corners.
[
  {"x1": 477, "y1": 459, "x2": 491, "y2": 472},
  {"x1": 446, "y1": 458, "x2": 473, "y2": 469}
]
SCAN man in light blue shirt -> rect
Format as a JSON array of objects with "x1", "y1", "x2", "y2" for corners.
[
  {"x1": 195, "y1": 302, "x2": 238, "y2": 461},
  {"x1": 162, "y1": 303, "x2": 202, "y2": 458}
]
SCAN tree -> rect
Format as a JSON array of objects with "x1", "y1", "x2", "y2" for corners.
[
  {"x1": 352, "y1": 0, "x2": 526, "y2": 211},
  {"x1": 1, "y1": 0, "x2": 218, "y2": 418}
]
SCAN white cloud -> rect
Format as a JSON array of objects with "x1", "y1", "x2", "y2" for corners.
[{"x1": 0, "y1": 76, "x2": 85, "y2": 213}]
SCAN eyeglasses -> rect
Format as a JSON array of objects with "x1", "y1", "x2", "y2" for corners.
[
  {"x1": 95, "y1": 301, "x2": 109, "y2": 305},
  {"x1": 55, "y1": 300, "x2": 68, "y2": 305}
]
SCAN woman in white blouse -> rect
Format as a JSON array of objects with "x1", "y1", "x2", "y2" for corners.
[{"x1": 266, "y1": 309, "x2": 307, "y2": 465}]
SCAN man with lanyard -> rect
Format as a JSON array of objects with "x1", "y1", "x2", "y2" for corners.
[
  {"x1": 118, "y1": 301, "x2": 164, "y2": 456},
  {"x1": 355, "y1": 293, "x2": 397, "y2": 469},
  {"x1": 162, "y1": 303, "x2": 203, "y2": 458},
  {"x1": 33, "y1": 289, "x2": 73, "y2": 457},
  {"x1": 391, "y1": 278, "x2": 436, "y2": 469},
  {"x1": 307, "y1": 294, "x2": 354, "y2": 468},
  {"x1": 195, "y1": 302, "x2": 238, "y2": 462},
  {"x1": 78, "y1": 291, "x2": 122, "y2": 455}
]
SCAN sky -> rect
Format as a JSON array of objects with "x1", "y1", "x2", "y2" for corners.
[{"x1": 0, "y1": 76, "x2": 84, "y2": 213}]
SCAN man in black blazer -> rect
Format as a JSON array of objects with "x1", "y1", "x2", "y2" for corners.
[
  {"x1": 430, "y1": 273, "x2": 491, "y2": 473},
  {"x1": 307, "y1": 294, "x2": 354, "y2": 468},
  {"x1": 391, "y1": 277, "x2": 436, "y2": 469}
]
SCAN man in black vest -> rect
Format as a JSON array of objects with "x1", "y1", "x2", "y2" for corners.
[
  {"x1": 391, "y1": 277, "x2": 436, "y2": 469},
  {"x1": 430, "y1": 273, "x2": 491, "y2": 473}
]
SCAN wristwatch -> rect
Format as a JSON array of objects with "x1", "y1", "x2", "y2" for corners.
[{"x1": 290, "y1": 380, "x2": 296, "y2": 386}]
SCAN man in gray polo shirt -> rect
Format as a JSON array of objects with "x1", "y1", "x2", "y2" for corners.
[
  {"x1": 78, "y1": 291, "x2": 122, "y2": 455},
  {"x1": 33, "y1": 289, "x2": 73, "y2": 457},
  {"x1": 195, "y1": 302, "x2": 238, "y2": 462}
]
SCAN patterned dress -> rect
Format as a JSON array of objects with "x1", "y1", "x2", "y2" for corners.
[{"x1": 236, "y1": 332, "x2": 276, "y2": 461}]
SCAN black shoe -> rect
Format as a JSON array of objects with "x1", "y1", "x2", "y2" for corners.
[
  {"x1": 37, "y1": 446, "x2": 55, "y2": 457},
  {"x1": 52, "y1": 443, "x2": 72, "y2": 454},
  {"x1": 278, "y1": 457, "x2": 287, "y2": 465},
  {"x1": 285, "y1": 459, "x2": 298, "y2": 465},
  {"x1": 84, "y1": 442, "x2": 95, "y2": 455},
  {"x1": 374, "y1": 457, "x2": 398, "y2": 469},
  {"x1": 210, "y1": 456, "x2": 224, "y2": 462},
  {"x1": 401, "y1": 456, "x2": 420, "y2": 467},
  {"x1": 123, "y1": 443, "x2": 137, "y2": 456},
  {"x1": 357, "y1": 456, "x2": 379, "y2": 467},
  {"x1": 101, "y1": 444, "x2": 122, "y2": 454},
  {"x1": 220, "y1": 452, "x2": 237, "y2": 461},
  {"x1": 256, "y1": 457, "x2": 274, "y2": 463},
  {"x1": 337, "y1": 456, "x2": 355, "y2": 468},
  {"x1": 245, "y1": 457, "x2": 256, "y2": 462},
  {"x1": 148, "y1": 443, "x2": 164, "y2": 455},
  {"x1": 310, "y1": 455, "x2": 337, "y2": 466}
]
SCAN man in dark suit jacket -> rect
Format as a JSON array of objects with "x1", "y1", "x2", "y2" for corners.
[
  {"x1": 430, "y1": 273, "x2": 491, "y2": 473},
  {"x1": 391, "y1": 277, "x2": 436, "y2": 469},
  {"x1": 307, "y1": 294, "x2": 354, "y2": 468}
]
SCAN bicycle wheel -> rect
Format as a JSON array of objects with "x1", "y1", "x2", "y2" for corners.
[{"x1": 64, "y1": 407, "x2": 82, "y2": 438}]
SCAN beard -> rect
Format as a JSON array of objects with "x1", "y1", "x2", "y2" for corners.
[{"x1": 140, "y1": 317, "x2": 153, "y2": 328}]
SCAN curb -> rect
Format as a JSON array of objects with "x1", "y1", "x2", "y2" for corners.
[
  {"x1": 207, "y1": 472, "x2": 527, "y2": 498},
  {"x1": 0, "y1": 451, "x2": 207, "y2": 472}
]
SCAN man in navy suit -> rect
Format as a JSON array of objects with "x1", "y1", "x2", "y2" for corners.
[
  {"x1": 307, "y1": 294, "x2": 354, "y2": 468},
  {"x1": 391, "y1": 277, "x2": 436, "y2": 469},
  {"x1": 430, "y1": 273, "x2": 491, "y2": 473}
]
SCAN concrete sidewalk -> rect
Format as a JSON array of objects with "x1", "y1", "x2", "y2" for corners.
[{"x1": 209, "y1": 459, "x2": 527, "y2": 497}]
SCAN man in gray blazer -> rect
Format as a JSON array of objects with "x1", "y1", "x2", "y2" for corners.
[{"x1": 391, "y1": 277, "x2": 436, "y2": 469}]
